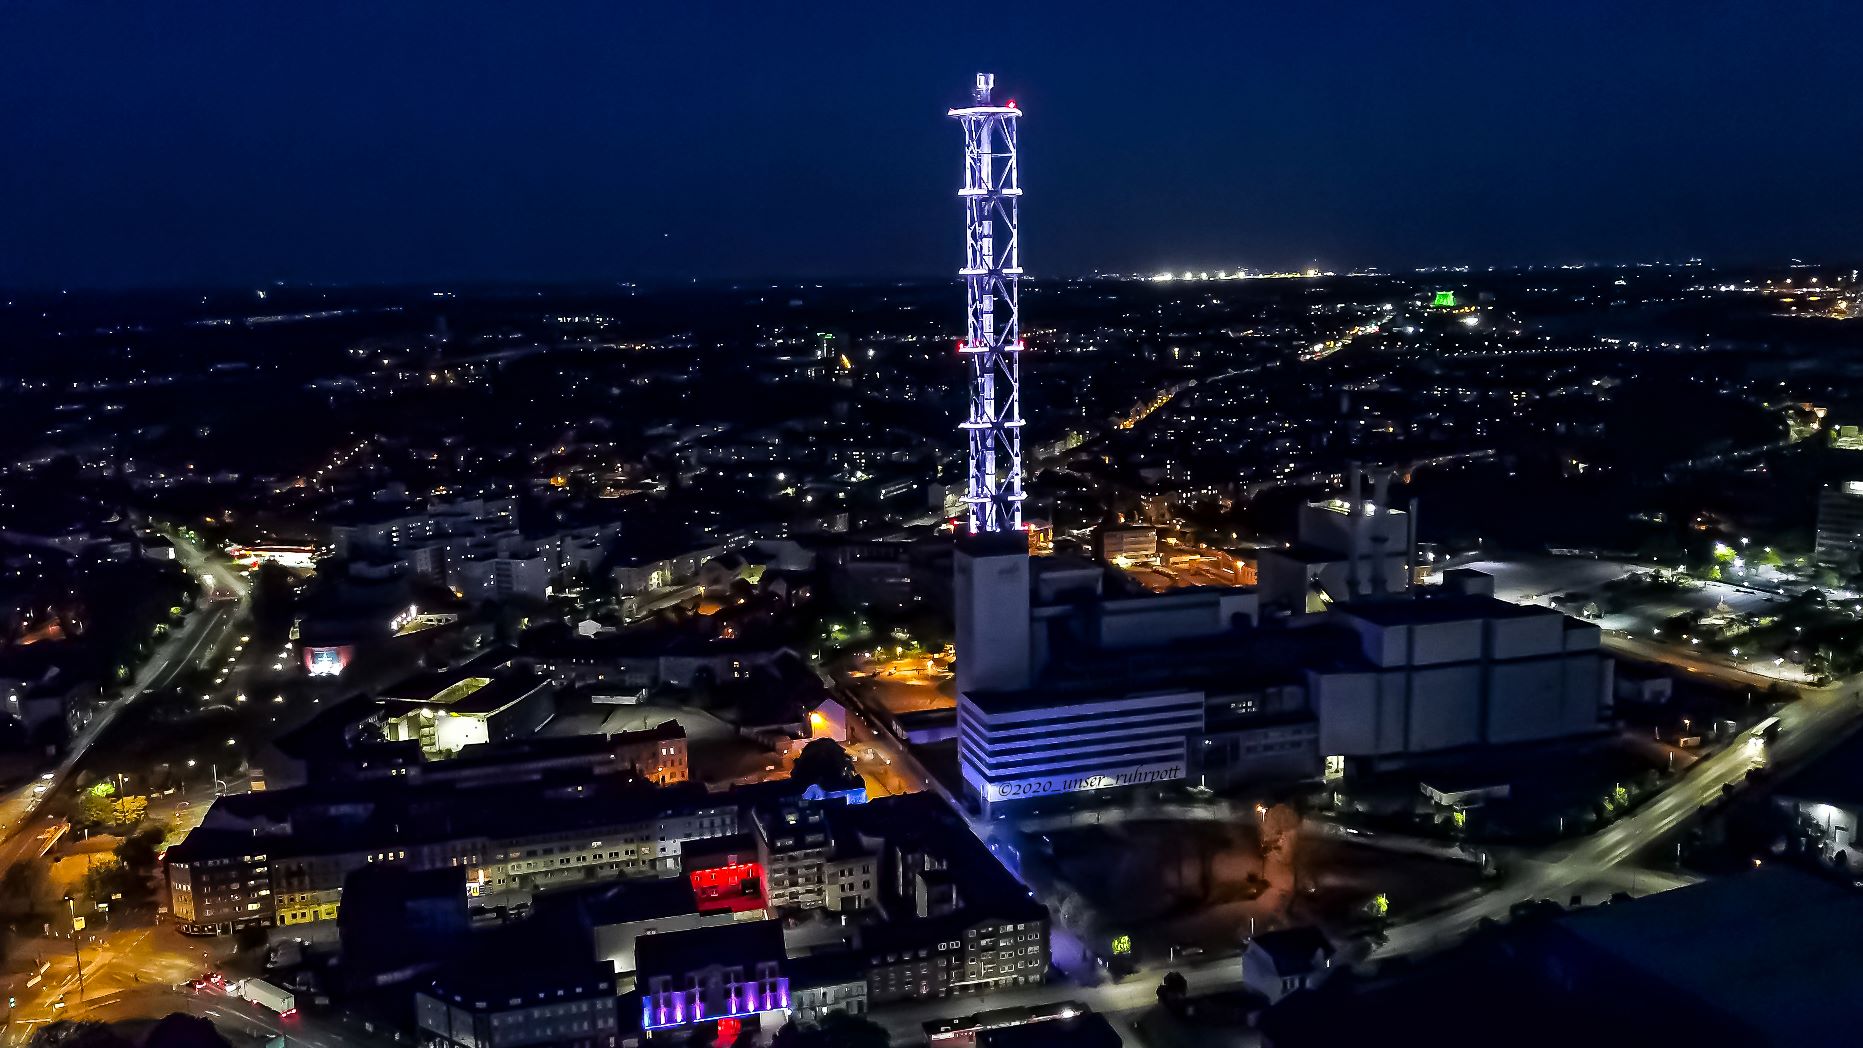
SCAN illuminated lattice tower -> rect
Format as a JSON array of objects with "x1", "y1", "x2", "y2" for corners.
[{"x1": 949, "y1": 73, "x2": 1024, "y2": 534}]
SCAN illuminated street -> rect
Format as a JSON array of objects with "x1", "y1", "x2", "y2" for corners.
[{"x1": 0, "y1": 529, "x2": 249, "y2": 858}]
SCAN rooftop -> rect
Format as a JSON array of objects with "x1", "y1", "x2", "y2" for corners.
[
  {"x1": 1775, "y1": 729, "x2": 1863, "y2": 810},
  {"x1": 1548, "y1": 867, "x2": 1863, "y2": 1043},
  {"x1": 1334, "y1": 592, "x2": 1555, "y2": 627},
  {"x1": 979, "y1": 1010, "x2": 1121, "y2": 1048},
  {"x1": 634, "y1": 918, "x2": 786, "y2": 978},
  {"x1": 166, "y1": 775, "x2": 723, "y2": 866},
  {"x1": 382, "y1": 670, "x2": 550, "y2": 717},
  {"x1": 1249, "y1": 926, "x2": 1335, "y2": 975},
  {"x1": 542, "y1": 876, "x2": 700, "y2": 929}
]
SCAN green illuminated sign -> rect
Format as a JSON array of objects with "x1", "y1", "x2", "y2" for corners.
[{"x1": 1431, "y1": 291, "x2": 1457, "y2": 308}]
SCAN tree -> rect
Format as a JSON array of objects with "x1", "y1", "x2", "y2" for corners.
[
  {"x1": 791, "y1": 737, "x2": 856, "y2": 792},
  {"x1": 1157, "y1": 969, "x2": 1189, "y2": 1007},
  {"x1": 1261, "y1": 803, "x2": 1301, "y2": 849},
  {"x1": 143, "y1": 1014, "x2": 235, "y2": 1048},
  {"x1": 250, "y1": 562, "x2": 296, "y2": 627},
  {"x1": 111, "y1": 795, "x2": 149, "y2": 826},
  {"x1": 82, "y1": 856, "x2": 128, "y2": 904},
  {"x1": 112, "y1": 826, "x2": 165, "y2": 908},
  {"x1": 27, "y1": 1022, "x2": 132, "y2": 1048},
  {"x1": 117, "y1": 824, "x2": 166, "y2": 873},
  {"x1": 771, "y1": 1013, "x2": 890, "y2": 1048},
  {"x1": 815, "y1": 1013, "x2": 891, "y2": 1048},
  {"x1": 0, "y1": 858, "x2": 56, "y2": 919},
  {"x1": 78, "y1": 782, "x2": 117, "y2": 827}
]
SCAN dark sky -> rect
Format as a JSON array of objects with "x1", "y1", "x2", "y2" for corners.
[{"x1": 4, "y1": 2, "x2": 1862, "y2": 288}]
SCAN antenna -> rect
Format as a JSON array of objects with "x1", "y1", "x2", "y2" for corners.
[{"x1": 948, "y1": 74, "x2": 1024, "y2": 533}]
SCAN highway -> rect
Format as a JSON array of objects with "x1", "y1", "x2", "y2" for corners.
[
  {"x1": 1602, "y1": 630, "x2": 1807, "y2": 690},
  {"x1": 0, "y1": 530, "x2": 248, "y2": 853},
  {"x1": 1372, "y1": 677, "x2": 1860, "y2": 958}
]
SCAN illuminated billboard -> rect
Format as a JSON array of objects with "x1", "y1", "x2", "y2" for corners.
[{"x1": 302, "y1": 645, "x2": 351, "y2": 677}]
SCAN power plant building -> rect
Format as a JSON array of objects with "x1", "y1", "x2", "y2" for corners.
[{"x1": 954, "y1": 519, "x2": 1613, "y2": 816}]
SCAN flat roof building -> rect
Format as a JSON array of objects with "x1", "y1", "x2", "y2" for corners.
[{"x1": 954, "y1": 492, "x2": 1612, "y2": 814}]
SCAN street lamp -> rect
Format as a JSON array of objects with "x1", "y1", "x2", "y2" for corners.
[{"x1": 64, "y1": 896, "x2": 84, "y2": 1001}]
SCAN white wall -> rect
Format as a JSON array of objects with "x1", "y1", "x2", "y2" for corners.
[
  {"x1": 1405, "y1": 664, "x2": 1482, "y2": 751},
  {"x1": 433, "y1": 713, "x2": 490, "y2": 753},
  {"x1": 1488, "y1": 614, "x2": 1563, "y2": 660},
  {"x1": 1410, "y1": 620, "x2": 1483, "y2": 666},
  {"x1": 955, "y1": 544, "x2": 1032, "y2": 695}
]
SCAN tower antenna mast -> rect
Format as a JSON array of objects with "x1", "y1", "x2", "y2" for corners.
[{"x1": 949, "y1": 73, "x2": 1024, "y2": 533}]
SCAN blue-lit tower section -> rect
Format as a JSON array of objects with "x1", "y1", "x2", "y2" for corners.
[{"x1": 949, "y1": 73, "x2": 1024, "y2": 534}]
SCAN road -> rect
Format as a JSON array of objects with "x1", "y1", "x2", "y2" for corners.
[
  {"x1": 1373, "y1": 676, "x2": 1861, "y2": 959},
  {"x1": 3, "y1": 925, "x2": 381, "y2": 1048},
  {"x1": 1602, "y1": 631, "x2": 1803, "y2": 690},
  {"x1": 0, "y1": 531, "x2": 248, "y2": 853}
]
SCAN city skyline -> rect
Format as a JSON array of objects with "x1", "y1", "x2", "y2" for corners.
[
  {"x1": 5, "y1": 2, "x2": 1863, "y2": 288},
  {"x1": 6, "y1": 7, "x2": 1863, "y2": 1047}
]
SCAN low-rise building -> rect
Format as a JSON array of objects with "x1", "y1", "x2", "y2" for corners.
[
  {"x1": 416, "y1": 962, "x2": 619, "y2": 1048},
  {"x1": 1242, "y1": 927, "x2": 1335, "y2": 1003},
  {"x1": 380, "y1": 670, "x2": 556, "y2": 758},
  {"x1": 165, "y1": 776, "x2": 738, "y2": 934},
  {"x1": 636, "y1": 920, "x2": 790, "y2": 1039},
  {"x1": 1095, "y1": 525, "x2": 1158, "y2": 567},
  {"x1": 787, "y1": 952, "x2": 869, "y2": 1024},
  {"x1": 552, "y1": 877, "x2": 761, "y2": 984}
]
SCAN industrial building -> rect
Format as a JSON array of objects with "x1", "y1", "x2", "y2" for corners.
[
  {"x1": 1310, "y1": 571, "x2": 1612, "y2": 759},
  {"x1": 954, "y1": 521, "x2": 1613, "y2": 816},
  {"x1": 1258, "y1": 464, "x2": 1418, "y2": 613}
]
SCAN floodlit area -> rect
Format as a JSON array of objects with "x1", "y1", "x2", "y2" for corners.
[
  {"x1": 1466, "y1": 556, "x2": 1826, "y2": 683},
  {"x1": 844, "y1": 645, "x2": 956, "y2": 715}
]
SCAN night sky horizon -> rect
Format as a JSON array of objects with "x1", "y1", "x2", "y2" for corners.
[{"x1": 5, "y1": 2, "x2": 1863, "y2": 289}]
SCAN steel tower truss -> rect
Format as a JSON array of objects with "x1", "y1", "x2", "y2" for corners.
[{"x1": 949, "y1": 72, "x2": 1024, "y2": 534}]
